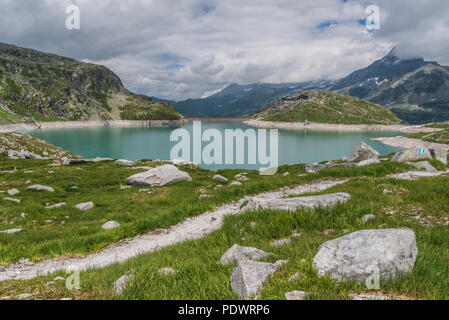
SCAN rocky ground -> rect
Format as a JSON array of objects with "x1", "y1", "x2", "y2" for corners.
[{"x1": 0, "y1": 137, "x2": 448, "y2": 300}]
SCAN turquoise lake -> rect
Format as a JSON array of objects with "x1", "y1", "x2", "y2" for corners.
[{"x1": 28, "y1": 122, "x2": 404, "y2": 171}]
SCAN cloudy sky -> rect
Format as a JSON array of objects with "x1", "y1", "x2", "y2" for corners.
[{"x1": 1, "y1": 0, "x2": 449, "y2": 100}]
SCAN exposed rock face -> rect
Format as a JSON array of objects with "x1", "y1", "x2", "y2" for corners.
[
  {"x1": 313, "y1": 229, "x2": 418, "y2": 283},
  {"x1": 213, "y1": 175, "x2": 228, "y2": 183},
  {"x1": 408, "y1": 161, "x2": 437, "y2": 173},
  {"x1": 242, "y1": 193, "x2": 351, "y2": 212},
  {"x1": 230, "y1": 260, "x2": 286, "y2": 299},
  {"x1": 285, "y1": 291, "x2": 309, "y2": 300},
  {"x1": 220, "y1": 245, "x2": 272, "y2": 266},
  {"x1": 113, "y1": 272, "x2": 135, "y2": 296},
  {"x1": 115, "y1": 159, "x2": 135, "y2": 166},
  {"x1": 389, "y1": 170, "x2": 449, "y2": 180},
  {"x1": 391, "y1": 147, "x2": 432, "y2": 162},
  {"x1": 430, "y1": 148, "x2": 448, "y2": 165},
  {"x1": 27, "y1": 185, "x2": 54, "y2": 192},
  {"x1": 102, "y1": 221, "x2": 120, "y2": 230},
  {"x1": 348, "y1": 142, "x2": 380, "y2": 162},
  {"x1": 76, "y1": 201, "x2": 94, "y2": 211},
  {"x1": 126, "y1": 165, "x2": 192, "y2": 187}
]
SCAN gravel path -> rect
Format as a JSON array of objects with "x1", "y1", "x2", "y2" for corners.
[{"x1": 0, "y1": 179, "x2": 347, "y2": 282}]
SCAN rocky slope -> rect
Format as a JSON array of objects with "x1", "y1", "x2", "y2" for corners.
[
  {"x1": 0, "y1": 43, "x2": 183, "y2": 124},
  {"x1": 252, "y1": 90, "x2": 401, "y2": 125}
]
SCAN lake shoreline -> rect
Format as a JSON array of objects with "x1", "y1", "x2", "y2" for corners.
[
  {"x1": 244, "y1": 119, "x2": 439, "y2": 133},
  {"x1": 372, "y1": 136, "x2": 449, "y2": 151},
  {"x1": 0, "y1": 119, "x2": 188, "y2": 133}
]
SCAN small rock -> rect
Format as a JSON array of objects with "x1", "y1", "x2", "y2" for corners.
[
  {"x1": 235, "y1": 174, "x2": 249, "y2": 181},
  {"x1": 16, "y1": 293, "x2": 32, "y2": 300},
  {"x1": 288, "y1": 272, "x2": 300, "y2": 282},
  {"x1": 158, "y1": 267, "x2": 176, "y2": 275},
  {"x1": 120, "y1": 185, "x2": 131, "y2": 190},
  {"x1": 408, "y1": 161, "x2": 437, "y2": 173},
  {"x1": 362, "y1": 214, "x2": 376, "y2": 223},
  {"x1": 75, "y1": 202, "x2": 94, "y2": 211},
  {"x1": 213, "y1": 175, "x2": 228, "y2": 183},
  {"x1": 27, "y1": 184, "x2": 54, "y2": 192},
  {"x1": 46, "y1": 203, "x2": 67, "y2": 209},
  {"x1": 3, "y1": 198, "x2": 21, "y2": 204},
  {"x1": 115, "y1": 159, "x2": 135, "y2": 166},
  {"x1": 230, "y1": 181, "x2": 242, "y2": 187},
  {"x1": 383, "y1": 189, "x2": 393, "y2": 195},
  {"x1": 199, "y1": 194, "x2": 211, "y2": 200},
  {"x1": 350, "y1": 294, "x2": 393, "y2": 300},
  {"x1": 54, "y1": 277, "x2": 65, "y2": 281},
  {"x1": 283, "y1": 172, "x2": 290, "y2": 176},
  {"x1": 285, "y1": 290, "x2": 309, "y2": 300},
  {"x1": 270, "y1": 238, "x2": 292, "y2": 247},
  {"x1": 7, "y1": 189, "x2": 20, "y2": 196},
  {"x1": 0, "y1": 228, "x2": 22, "y2": 234},
  {"x1": 102, "y1": 221, "x2": 120, "y2": 230},
  {"x1": 220, "y1": 245, "x2": 272, "y2": 266},
  {"x1": 113, "y1": 272, "x2": 136, "y2": 295}
]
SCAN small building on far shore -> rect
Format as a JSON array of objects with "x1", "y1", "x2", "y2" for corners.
[{"x1": 281, "y1": 94, "x2": 309, "y2": 105}]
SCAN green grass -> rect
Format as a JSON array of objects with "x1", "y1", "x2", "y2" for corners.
[
  {"x1": 253, "y1": 91, "x2": 402, "y2": 125},
  {"x1": 407, "y1": 121, "x2": 449, "y2": 144},
  {"x1": 1, "y1": 168, "x2": 449, "y2": 300}
]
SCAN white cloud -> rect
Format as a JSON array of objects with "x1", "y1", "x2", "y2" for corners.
[{"x1": 0, "y1": 0, "x2": 448, "y2": 100}]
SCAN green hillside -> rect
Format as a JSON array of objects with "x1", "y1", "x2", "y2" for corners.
[
  {"x1": 252, "y1": 90, "x2": 402, "y2": 125},
  {"x1": 0, "y1": 43, "x2": 183, "y2": 124}
]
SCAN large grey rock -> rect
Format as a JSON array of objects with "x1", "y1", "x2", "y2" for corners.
[
  {"x1": 313, "y1": 229, "x2": 418, "y2": 283},
  {"x1": 75, "y1": 201, "x2": 94, "y2": 211},
  {"x1": 220, "y1": 245, "x2": 272, "y2": 265},
  {"x1": 126, "y1": 165, "x2": 192, "y2": 187},
  {"x1": 27, "y1": 185, "x2": 54, "y2": 192},
  {"x1": 213, "y1": 175, "x2": 228, "y2": 183},
  {"x1": 348, "y1": 142, "x2": 380, "y2": 162},
  {"x1": 430, "y1": 148, "x2": 448, "y2": 165},
  {"x1": 115, "y1": 159, "x2": 135, "y2": 166},
  {"x1": 242, "y1": 193, "x2": 351, "y2": 212},
  {"x1": 230, "y1": 260, "x2": 286, "y2": 299},
  {"x1": 113, "y1": 272, "x2": 136, "y2": 295},
  {"x1": 408, "y1": 161, "x2": 437, "y2": 173},
  {"x1": 391, "y1": 147, "x2": 432, "y2": 162}
]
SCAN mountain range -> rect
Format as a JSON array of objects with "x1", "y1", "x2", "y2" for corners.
[{"x1": 174, "y1": 48, "x2": 449, "y2": 124}]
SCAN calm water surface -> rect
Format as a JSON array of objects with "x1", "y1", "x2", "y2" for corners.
[{"x1": 28, "y1": 122, "x2": 404, "y2": 171}]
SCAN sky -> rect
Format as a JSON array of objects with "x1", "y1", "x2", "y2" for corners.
[{"x1": 1, "y1": 0, "x2": 449, "y2": 101}]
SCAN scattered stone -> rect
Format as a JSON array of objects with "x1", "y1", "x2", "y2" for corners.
[
  {"x1": 313, "y1": 229, "x2": 418, "y2": 283},
  {"x1": 391, "y1": 147, "x2": 432, "y2": 162},
  {"x1": 220, "y1": 245, "x2": 273, "y2": 266},
  {"x1": 113, "y1": 272, "x2": 136, "y2": 296},
  {"x1": 20, "y1": 213, "x2": 26, "y2": 219},
  {"x1": 388, "y1": 170, "x2": 449, "y2": 180},
  {"x1": 213, "y1": 175, "x2": 228, "y2": 183},
  {"x1": 102, "y1": 221, "x2": 120, "y2": 230},
  {"x1": 356, "y1": 159, "x2": 381, "y2": 167},
  {"x1": 16, "y1": 293, "x2": 32, "y2": 300},
  {"x1": 215, "y1": 185, "x2": 223, "y2": 189},
  {"x1": 54, "y1": 277, "x2": 65, "y2": 281},
  {"x1": 3, "y1": 197, "x2": 21, "y2": 204},
  {"x1": 383, "y1": 189, "x2": 393, "y2": 195},
  {"x1": 158, "y1": 267, "x2": 176, "y2": 275},
  {"x1": 126, "y1": 165, "x2": 192, "y2": 187},
  {"x1": 242, "y1": 193, "x2": 351, "y2": 212},
  {"x1": 283, "y1": 172, "x2": 290, "y2": 176},
  {"x1": 230, "y1": 260, "x2": 286, "y2": 300},
  {"x1": 199, "y1": 194, "x2": 211, "y2": 200},
  {"x1": 62, "y1": 157, "x2": 113, "y2": 165},
  {"x1": 115, "y1": 159, "x2": 135, "y2": 166},
  {"x1": 350, "y1": 294, "x2": 395, "y2": 300},
  {"x1": 0, "y1": 228, "x2": 22, "y2": 234},
  {"x1": 46, "y1": 203, "x2": 67, "y2": 210},
  {"x1": 407, "y1": 161, "x2": 437, "y2": 173},
  {"x1": 27, "y1": 185, "x2": 54, "y2": 192},
  {"x1": 285, "y1": 290, "x2": 309, "y2": 300},
  {"x1": 270, "y1": 238, "x2": 292, "y2": 247},
  {"x1": 45, "y1": 220, "x2": 54, "y2": 224},
  {"x1": 348, "y1": 142, "x2": 380, "y2": 163},
  {"x1": 288, "y1": 272, "x2": 300, "y2": 282},
  {"x1": 230, "y1": 181, "x2": 242, "y2": 187},
  {"x1": 7, "y1": 189, "x2": 20, "y2": 196},
  {"x1": 75, "y1": 201, "x2": 94, "y2": 211},
  {"x1": 235, "y1": 174, "x2": 249, "y2": 181},
  {"x1": 120, "y1": 185, "x2": 131, "y2": 190},
  {"x1": 170, "y1": 159, "x2": 196, "y2": 167},
  {"x1": 362, "y1": 214, "x2": 376, "y2": 223}
]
